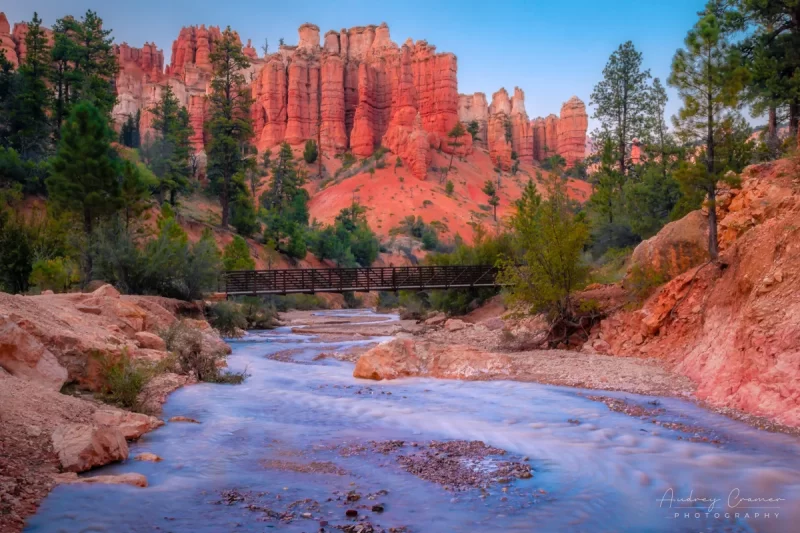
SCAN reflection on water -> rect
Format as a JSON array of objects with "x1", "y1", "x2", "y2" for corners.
[{"x1": 26, "y1": 311, "x2": 800, "y2": 532}]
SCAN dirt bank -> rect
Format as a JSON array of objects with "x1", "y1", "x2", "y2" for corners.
[{"x1": 0, "y1": 285, "x2": 232, "y2": 533}]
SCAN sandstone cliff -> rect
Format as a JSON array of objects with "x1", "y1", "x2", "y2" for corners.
[{"x1": 458, "y1": 88, "x2": 588, "y2": 169}]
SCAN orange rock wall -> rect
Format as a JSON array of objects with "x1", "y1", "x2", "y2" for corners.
[{"x1": 460, "y1": 89, "x2": 588, "y2": 168}]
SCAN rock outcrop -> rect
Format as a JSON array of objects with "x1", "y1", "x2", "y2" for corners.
[
  {"x1": 353, "y1": 338, "x2": 513, "y2": 381},
  {"x1": 590, "y1": 159, "x2": 800, "y2": 427},
  {"x1": 0, "y1": 13, "x2": 18, "y2": 66},
  {"x1": 51, "y1": 424, "x2": 129, "y2": 473},
  {"x1": 0, "y1": 285, "x2": 225, "y2": 390},
  {"x1": 457, "y1": 93, "x2": 488, "y2": 149},
  {"x1": 464, "y1": 87, "x2": 588, "y2": 169},
  {"x1": 556, "y1": 96, "x2": 589, "y2": 167},
  {"x1": 628, "y1": 210, "x2": 710, "y2": 280}
]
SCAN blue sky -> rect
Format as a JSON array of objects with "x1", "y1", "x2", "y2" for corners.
[{"x1": 4, "y1": 0, "x2": 716, "y2": 131}]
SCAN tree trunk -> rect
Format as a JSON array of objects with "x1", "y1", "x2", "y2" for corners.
[
  {"x1": 707, "y1": 186, "x2": 718, "y2": 261},
  {"x1": 790, "y1": 100, "x2": 799, "y2": 144},
  {"x1": 220, "y1": 178, "x2": 229, "y2": 227},
  {"x1": 768, "y1": 106, "x2": 777, "y2": 144},
  {"x1": 83, "y1": 210, "x2": 93, "y2": 285}
]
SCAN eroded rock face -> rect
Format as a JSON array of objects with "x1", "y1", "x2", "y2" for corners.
[
  {"x1": 557, "y1": 96, "x2": 589, "y2": 167},
  {"x1": 457, "y1": 93, "x2": 488, "y2": 149},
  {"x1": 0, "y1": 316, "x2": 67, "y2": 390},
  {"x1": 0, "y1": 13, "x2": 19, "y2": 67},
  {"x1": 353, "y1": 338, "x2": 513, "y2": 381},
  {"x1": 51, "y1": 424, "x2": 129, "y2": 473},
  {"x1": 594, "y1": 160, "x2": 800, "y2": 427}
]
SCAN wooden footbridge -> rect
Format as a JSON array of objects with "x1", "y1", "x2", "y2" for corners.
[{"x1": 219, "y1": 265, "x2": 501, "y2": 296}]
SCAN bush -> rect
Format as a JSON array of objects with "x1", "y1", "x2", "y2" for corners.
[
  {"x1": 93, "y1": 350, "x2": 150, "y2": 411},
  {"x1": 342, "y1": 291, "x2": 363, "y2": 309},
  {"x1": 223, "y1": 235, "x2": 255, "y2": 270},
  {"x1": 160, "y1": 320, "x2": 247, "y2": 384},
  {"x1": 377, "y1": 291, "x2": 400, "y2": 311},
  {"x1": 445, "y1": 180, "x2": 454, "y2": 196},
  {"x1": 626, "y1": 264, "x2": 669, "y2": 303},
  {"x1": 29, "y1": 257, "x2": 80, "y2": 293},
  {"x1": 268, "y1": 293, "x2": 329, "y2": 311},
  {"x1": 239, "y1": 296, "x2": 279, "y2": 329},
  {"x1": 208, "y1": 301, "x2": 248, "y2": 337}
]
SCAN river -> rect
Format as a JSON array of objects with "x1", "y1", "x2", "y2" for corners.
[{"x1": 26, "y1": 310, "x2": 800, "y2": 532}]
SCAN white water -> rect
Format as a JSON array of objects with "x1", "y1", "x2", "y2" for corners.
[{"x1": 27, "y1": 311, "x2": 800, "y2": 532}]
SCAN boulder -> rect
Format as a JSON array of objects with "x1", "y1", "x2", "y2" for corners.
[
  {"x1": 51, "y1": 424, "x2": 129, "y2": 473},
  {"x1": 627, "y1": 210, "x2": 710, "y2": 281},
  {"x1": 169, "y1": 416, "x2": 200, "y2": 423},
  {"x1": 92, "y1": 284, "x2": 121, "y2": 299},
  {"x1": 134, "y1": 331, "x2": 167, "y2": 351},
  {"x1": 444, "y1": 319, "x2": 469, "y2": 332},
  {"x1": 0, "y1": 315, "x2": 67, "y2": 390},
  {"x1": 134, "y1": 452, "x2": 163, "y2": 462},
  {"x1": 424, "y1": 312, "x2": 447, "y2": 326},
  {"x1": 54, "y1": 472, "x2": 148, "y2": 487},
  {"x1": 93, "y1": 409, "x2": 164, "y2": 440},
  {"x1": 354, "y1": 339, "x2": 513, "y2": 381}
]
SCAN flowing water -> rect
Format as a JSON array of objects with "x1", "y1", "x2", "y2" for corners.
[{"x1": 27, "y1": 310, "x2": 800, "y2": 532}]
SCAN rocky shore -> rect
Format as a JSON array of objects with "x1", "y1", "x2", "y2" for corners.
[{"x1": 0, "y1": 285, "x2": 231, "y2": 532}]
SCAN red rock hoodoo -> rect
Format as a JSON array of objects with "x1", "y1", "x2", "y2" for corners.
[
  {"x1": 459, "y1": 87, "x2": 588, "y2": 169},
  {"x1": 0, "y1": 11, "x2": 589, "y2": 181}
]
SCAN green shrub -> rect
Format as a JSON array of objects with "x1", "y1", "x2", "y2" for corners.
[
  {"x1": 29, "y1": 257, "x2": 80, "y2": 293},
  {"x1": 303, "y1": 139, "x2": 318, "y2": 164},
  {"x1": 223, "y1": 235, "x2": 255, "y2": 270},
  {"x1": 626, "y1": 264, "x2": 669, "y2": 303},
  {"x1": 239, "y1": 296, "x2": 279, "y2": 329},
  {"x1": 93, "y1": 350, "x2": 149, "y2": 411},
  {"x1": 160, "y1": 320, "x2": 247, "y2": 384},
  {"x1": 208, "y1": 301, "x2": 248, "y2": 337},
  {"x1": 343, "y1": 291, "x2": 363, "y2": 309}
]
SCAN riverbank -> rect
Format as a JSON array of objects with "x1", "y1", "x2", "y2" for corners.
[{"x1": 0, "y1": 286, "x2": 232, "y2": 533}]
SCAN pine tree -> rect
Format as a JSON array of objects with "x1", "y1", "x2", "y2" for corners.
[
  {"x1": 738, "y1": 0, "x2": 800, "y2": 149},
  {"x1": 147, "y1": 84, "x2": 194, "y2": 204},
  {"x1": 669, "y1": 0, "x2": 749, "y2": 259},
  {"x1": 119, "y1": 160, "x2": 151, "y2": 230},
  {"x1": 119, "y1": 111, "x2": 141, "y2": 148},
  {"x1": 72, "y1": 10, "x2": 118, "y2": 116},
  {"x1": 466, "y1": 120, "x2": 481, "y2": 141},
  {"x1": 223, "y1": 235, "x2": 255, "y2": 270},
  {"x1": 303, "y1": 139, "x2": 318, "y2": 164},
  {"x1": 444, "y1": 122, "x2": 466, "y2": 181},
  {"x1": 50, "y1": 16, "x2": 80, "y2": 138},
  {"x1": 206, "y1": 27, "x2": 253, "y2": 227},
  {"x1": 500, "y1": 176, "x2": 589, "y2": 319},
  {"x1": 590, "y1": 41, "x2": 652, "y2": 177},
  {"x1": 482, "y1": 180, "x2": 499, "y2": 221},
  {"x1": 47, "y1": 101, "x2": 121, "y2": 280},
  {"x1": 13, "y1": 13, "x2": 51, "y2": 158}
]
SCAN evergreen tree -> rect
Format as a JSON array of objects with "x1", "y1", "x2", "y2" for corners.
[
  {"x1": 466, "y1": 120, "x2": 481, "y2": 141},
  {"x1": 147, "y1": 84, "x2": 194, "y2": 204},
  {"x1": 47, "y1": 100, "x2": 121, "y2": 280},
  {"x1": 49, "y1": 16, "x2": 80, "y2": 138},
  {"x1": 669, "y1": 0, "x2": 749, "y2": 259},
  {"x1": 223, "y1": 235, "x2": 255, "y2": 270},
  {"x1": 482, "y1": 180, "x2": 499, "y2": 221},
  {"x1": 590, "y1": 41, "x2": 652, "y2": 177},
  {"x1": 119, "y1": 160, "x2": 151, "y2": 230},
  {"x1": 229, "y1": 173, "x2": 259, "y2": 236},
  {"x1": 500, "y1": 176, "x2": 589, "y2": 318},
  {"x1": 444, "y1": 122, "x2": 466, "y2": 181},
  {"x1": 72, "y1": 10, "x2": 118, "y2": 116},
  {"x1": 738, "y1": 0, "x2": 800, "y2": 147},
  {"x1": 303, "y1": 139, "x2": 318, "y2": 164},
  {"x1": 206, "y1": 27, "x2": 253, "y2": 227},
  {"x1": 11, "y1": 13, "x2": 51, "y2": 159},
  {"x1": 119, "y1": 111, "x2": 140, "y2": 148}
]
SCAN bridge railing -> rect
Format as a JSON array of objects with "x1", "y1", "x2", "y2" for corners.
[{"x1": 219, "y1": 265, "x2": 500, "y2": 295}]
